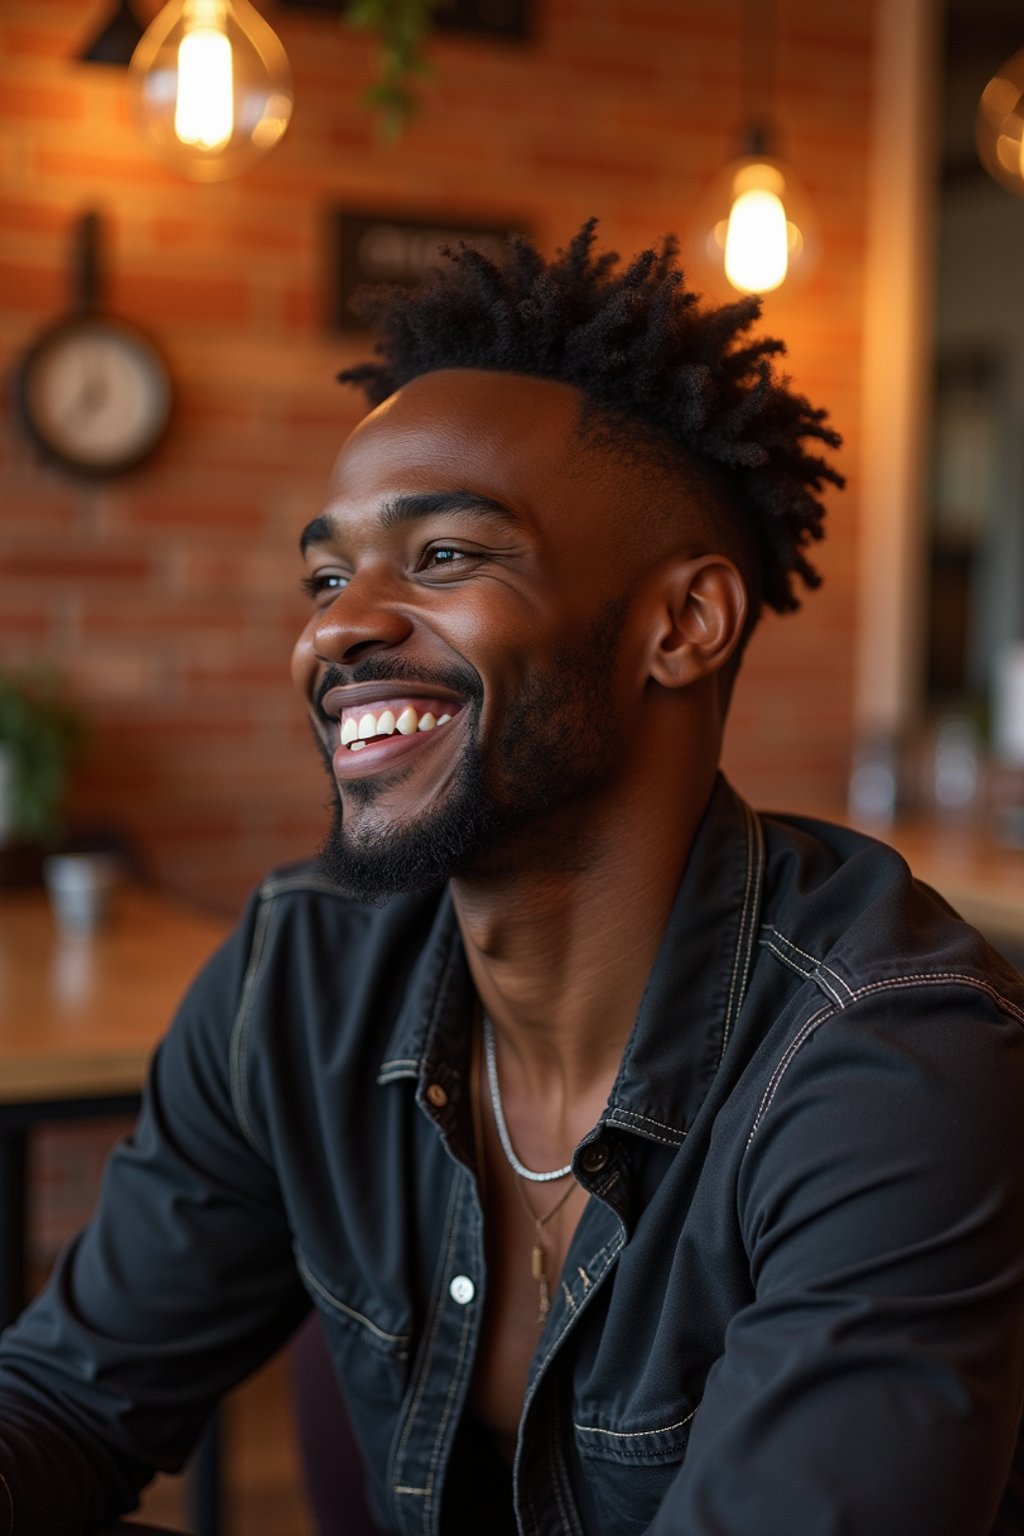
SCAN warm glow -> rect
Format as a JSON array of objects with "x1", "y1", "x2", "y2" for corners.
[
  {"x1": 174, "y1": 7, "x2": 233, "y2": 149},
  {"x1": 724, "y1": 169, "x2": 790, "y2": 293},
  {"x1": 130, "y1": 0, "x2": 293, "y2": 180}
]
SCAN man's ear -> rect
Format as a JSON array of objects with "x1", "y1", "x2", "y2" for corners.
[{"x1": 646, "y1": 554, "x2": 749, "y2": 690}]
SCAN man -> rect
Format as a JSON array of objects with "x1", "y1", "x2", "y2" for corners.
[{"x1": 1, "y1": 222, "x2": 1023, "y2": 1535}]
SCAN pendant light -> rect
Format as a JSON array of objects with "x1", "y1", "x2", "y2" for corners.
[
  {"x1": 975, "y1": 46, "x2": 1024, "y2": 196},
  {"x1": 690, "y1": 0, "x2": 817, "y2": 296},
  {"x1": 128, "y1": 0, "x2": 293, "y2": 181}
]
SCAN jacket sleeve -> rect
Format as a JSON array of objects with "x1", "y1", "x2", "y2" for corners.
[
  {"x1": 645, "y1": 978, "x2": 1024, "y2": 1536},
  {"x1": 0, "y1": 891, "x2": 310, "y2": 1536}
]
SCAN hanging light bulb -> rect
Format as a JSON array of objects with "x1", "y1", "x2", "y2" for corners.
[
  {"x1": 129, "y1": 0, "x2": 293, "y2": 181},
  {"x1": 975, "y1": 47, "x2": 1024, "y2": 196},
  {"x1": 723, "y1": 162, "x2": 792, "y2": 293},
  {"x1": 689, "y1": 0, "x2": 818, "y2": 298},
  {"x1": 691, "y1": 146, "x2": 817, "y2": 298}
]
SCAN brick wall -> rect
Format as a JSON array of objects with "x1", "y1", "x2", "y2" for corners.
[{"x1": 1, "y1": 0, "x2": 877, "y2": 917}]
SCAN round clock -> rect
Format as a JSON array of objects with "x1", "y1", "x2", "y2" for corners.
[{"x1": 15, "y1": 312, "x2": 173, "y2": 478}]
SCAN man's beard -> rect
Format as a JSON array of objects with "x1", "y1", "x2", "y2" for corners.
[{"x1": 314, "y1": 598, "x2": 629, "y2": 904}]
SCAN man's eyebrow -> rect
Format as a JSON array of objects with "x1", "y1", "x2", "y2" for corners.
[
  {"x1": 378, "y1": 490, "x2": 520, "y2": 531},
  {"x1": 299, "y1": 514, "x2": 334, "y2": 554},
  {"x1": 299, "y1": 491, "x2": 519, "y2": 554}
]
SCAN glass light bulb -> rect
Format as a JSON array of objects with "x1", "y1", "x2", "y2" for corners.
[
  {"x1": 721, "y1": 162, "x2": 789, "y2": 294},
  {"x1": 724, "y1": 187, "x2": 789, "y2": 293},
  {"x1": 976, "y1": 48, "x2": 1024, "y2": 196},
  {"x1": 129, "y1": 0, "x2": 293, "y2": 181},
  {"x1": 175, "y1": 12, "x2": 233, "y2": 148},
  {"x1": 688, "y1": 152, "x2": 818, "y2": 301}
]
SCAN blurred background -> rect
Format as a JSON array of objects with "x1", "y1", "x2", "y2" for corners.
[
  {"x1": 0, "y1": 0, "x2": 916, "y2": 913},
  {"x1": 2, "y1": 1, "x2": 1024, "y2": 1528}
]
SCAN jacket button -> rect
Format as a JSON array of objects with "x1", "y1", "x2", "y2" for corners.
[
  {"x1": 449, "y1": 1274, "x2": 475, "y2": 1305},
  {"x1": 580, "y1": 1141, "x2": 609, "y2": 1173},
  {"x1": 425, "y1": 1083, "x2": 447, "y2": 1108}
]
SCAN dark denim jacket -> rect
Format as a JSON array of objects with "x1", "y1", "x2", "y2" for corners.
[{"x1": 1, "y1": 777, "x2": 1024, "y2": 1536}]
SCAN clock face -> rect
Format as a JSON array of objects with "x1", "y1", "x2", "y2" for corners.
[{"x1": 17, "y1": 314, "x2": 173, "y2": 476}]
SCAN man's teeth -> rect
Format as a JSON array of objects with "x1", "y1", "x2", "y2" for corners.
[{"x1": 339, "y1": 705, "x2": 453, "y2": 749}]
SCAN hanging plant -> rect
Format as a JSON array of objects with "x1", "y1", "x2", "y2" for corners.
[{"x1": 345, "y1": 0, "x2": 439, "y2": 139}]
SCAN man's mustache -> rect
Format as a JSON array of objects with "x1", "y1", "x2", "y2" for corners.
[{"x1": 313, "y1": 657, "x2": 483, "y2": 723}]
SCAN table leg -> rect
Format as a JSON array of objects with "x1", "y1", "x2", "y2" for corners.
[{"x1": 0, "y1": 1128, "x2": 27, "y2": 1329}]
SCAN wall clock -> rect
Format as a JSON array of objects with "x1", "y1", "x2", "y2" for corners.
[
  {"x1": 16, "y1": 312, "x2": 172, "y2": 478},
  {"x1": 13, "y1": 211, "x2": 174, "y2": 479}
]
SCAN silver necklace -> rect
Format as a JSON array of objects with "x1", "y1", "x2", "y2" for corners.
[{"x1": 482, "y1": 1015, "x2": 574, "y2": 1183}]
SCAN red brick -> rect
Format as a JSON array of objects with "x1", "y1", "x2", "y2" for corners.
[
  {"x1": 0, "y1": 261, "x2": 63, "y2": 312},
  {"x1": 0, "y1": 197, "x2": 71, "y2": 236},
  {"x1": 0, "y1": 551, "x2": 153, "y2": 581},
  {"x1": 0, "y1": 0, "x2": 875, "y2": 914},
  {"x1": 111, "y1": 272, "x2": 249, "y2": 328},
  {"x1": 0, "y1": 78, "x2": 85, "y2": 123}
]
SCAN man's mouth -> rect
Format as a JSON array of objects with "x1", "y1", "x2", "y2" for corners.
[{"x1": 337, "y1": 697, "x2": 457, "y2": 753}]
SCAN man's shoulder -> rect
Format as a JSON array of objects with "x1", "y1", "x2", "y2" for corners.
[{"x1": 755, "y1": 806, "x2": 1024, "y2": 1013}]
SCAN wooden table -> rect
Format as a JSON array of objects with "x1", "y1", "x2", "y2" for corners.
[
  {"x1": 0, "y1": 882, "x2": 229, "y2": 1535},
  {"x1": 0, "y1": 884, "x2": 228, "y2": 1110}
]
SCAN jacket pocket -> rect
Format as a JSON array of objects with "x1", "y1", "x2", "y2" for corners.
[
  {"x1": 295, "y1": 1245, "x2": 412, "y2": 1473},
  {"x1": 572, "y1": 1406, "x2": 697, "y2": 1535}
]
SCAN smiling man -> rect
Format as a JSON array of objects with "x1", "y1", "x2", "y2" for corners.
[{"x1": 1, "y1": 223, "x2": 1023, "y2": 1536}]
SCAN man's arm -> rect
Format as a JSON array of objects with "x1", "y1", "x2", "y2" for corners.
[
  {"x1": 647, "y1": 979, "x2": 1024, "y2": 1535},
  {"x1": 0, "y1": 903, "x2": 309, "y2": 1535}
]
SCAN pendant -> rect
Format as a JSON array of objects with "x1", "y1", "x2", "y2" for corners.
[{"x1": 531, "y1": 1243, "x2": 550, "y2": 1325}]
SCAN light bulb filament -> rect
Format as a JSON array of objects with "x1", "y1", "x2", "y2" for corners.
[
  {"x1": 724, "y1": 179, "x2": 790, "y2": 293},
  {"x1": 174, "y1": 1, "x2": 233, "y2": 150}
]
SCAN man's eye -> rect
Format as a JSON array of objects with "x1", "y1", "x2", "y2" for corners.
[
  {"x1": 300, "y1": 571, "x2": 349, "y2": 601},
  {"x1": 419, "y1": 545, "x2": 480, "y2": 573}
]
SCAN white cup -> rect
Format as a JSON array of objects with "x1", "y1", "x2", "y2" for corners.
[{"x1": 43, "y1": 853, "x2": 119, "y2": 933}]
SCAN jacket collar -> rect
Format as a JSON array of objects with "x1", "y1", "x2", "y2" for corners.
[
  {"x1": 604, "y1": 775, "x2": 765, "y2": 1144},
  {"x1": 377, "y1": 775, "x2": 766, "y2": 1143}
]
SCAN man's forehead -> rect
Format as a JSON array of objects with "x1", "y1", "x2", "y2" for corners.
[{"x1": 330, "y1": 369, "x2": 586, "y2": 490}]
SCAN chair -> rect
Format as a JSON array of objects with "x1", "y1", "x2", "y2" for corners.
[{"x1": 289, "y1": 1312, "x2": 386, "y2": 1536}]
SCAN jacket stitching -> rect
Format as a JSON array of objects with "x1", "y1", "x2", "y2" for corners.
[
  {"x1": 764, "y1": 927, "x2": 853, "y2": 989},
  {"x1": 391, "y1": 1168, "x2": 463, "y2": 1499},
  {"x1": 719, "y1": 801, "x2": 764, "y2": 1063},
  {"x1": 530, "y1": 1230, "x2": 624, "y2": 1389},
  {"x1": 295, "y1": 1251, "x2": 411, "y2": 1350},
  {"x1": 574, "y1": 1405, "x2": 697, "y2": 1439},
  {"x1": 378, "y1": 1060, "x2": 420, "y2": 1083},
  {"x1": 747, "y1": 972, "x2": 1024, "y2": 1149},
  {"x1": 422, "y1": 1245, "x2": 476, "y2": 1509},
  {"x1": 605, "y1": 1106, "x2": 685, "y2": 1144},
  {"x1": 763, "y1": 926, "x2": 855, "y2": 999},
  {"x1": 760, "y1": 935, "x2": 846, "y2": 1010},
  {"x1": 229, "y1": 896, "x2": 275, "y2": 1163},
  {"x1": 759, "y1": 927, "x2": 848, "y2": 1009},
  {"x1": 747, "y1": 1001, "x2": 837, "y2": 1148},
  {"x1": 759, "y1": 935, "x2": 814, "y2": 980},
  {"x1": 850, "y1": 972, "x2": 1024, "y2": 1024}
]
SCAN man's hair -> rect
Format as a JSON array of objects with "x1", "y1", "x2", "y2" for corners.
[{"x1": 338, "y1": 218, "x2": 843, "y2": 622}]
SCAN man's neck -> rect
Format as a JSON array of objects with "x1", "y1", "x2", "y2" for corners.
[{"x1": 451, "y1": 762, "x2": 717, "y2": 1106}]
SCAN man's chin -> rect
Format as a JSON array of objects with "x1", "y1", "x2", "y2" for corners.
[{"x1": 315, "y1": 789, "x2": 500, "y2": 904}]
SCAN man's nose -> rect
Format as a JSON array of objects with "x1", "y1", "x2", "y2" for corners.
[{"x1": 311, "y1": 567, "x2": 414, "y2": 666}]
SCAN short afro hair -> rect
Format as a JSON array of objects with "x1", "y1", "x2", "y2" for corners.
[{"x1": 338, "y1": 218, "x2": 843, "y2": 619}]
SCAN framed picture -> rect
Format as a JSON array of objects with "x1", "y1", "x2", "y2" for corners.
[{"x1": 328, "y1": 209, "x2": 529, "y2": 331}]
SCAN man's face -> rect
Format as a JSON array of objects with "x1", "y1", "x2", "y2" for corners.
[{"x1": 291, "y1": 370, "x2": 664, "y2": 901}]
